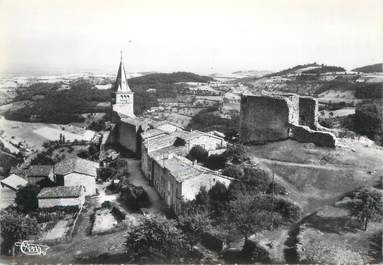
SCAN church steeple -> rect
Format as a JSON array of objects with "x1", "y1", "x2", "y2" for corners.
[
  {"x1": 112, "y1": 50, "x2": 135, "y2": 118},
  {"x1": 114, "y1": 51, "x2": 132, "y2": 92}
]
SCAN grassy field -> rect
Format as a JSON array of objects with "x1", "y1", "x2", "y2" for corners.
[
  {"x1": 0, "y1": 115, "x2": 95, "y2": 152},
  {"x1": 247, "y1": 139, "x2": 383, "y2": 213},
  {"x1": 245, "y1": 139, "x2": 383, "y2": 263}
]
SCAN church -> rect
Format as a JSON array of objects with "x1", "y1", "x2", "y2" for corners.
[{"x1": 110, "y1": 53, "x2": 149, "y2": 155}]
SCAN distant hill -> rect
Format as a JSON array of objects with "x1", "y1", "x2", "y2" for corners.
[
  {"x1": 236, "y1": 63, "x2": 346, "y2": 84},
  {"x1": 129, "y1": 72, "x2": 214, "y2": 86},
  {"x1": 352, "y1": 63, "x2": 383, "y2": 73},
  {"x1": 266, "y1": 63, "x2": 346, "y2": 77}
]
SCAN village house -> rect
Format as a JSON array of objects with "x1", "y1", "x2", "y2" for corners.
[
  {"x1": 150, "y1": 154, "x2": 232, "y2": 214},
  {"x1": 53, "y1": 157, "x2": 99, "y2": 196},
  {"x1": 37, "y1": 186, "x2": 85, "y2": 208}
]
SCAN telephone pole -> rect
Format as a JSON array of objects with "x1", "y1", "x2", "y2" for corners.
[{"x1": 270, "y1": 172, "x2": 275, "y2": 231}]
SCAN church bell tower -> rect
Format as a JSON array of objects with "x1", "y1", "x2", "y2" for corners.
[{"x1": 112, "y1": 51, "x2": 135, "y2": 117}]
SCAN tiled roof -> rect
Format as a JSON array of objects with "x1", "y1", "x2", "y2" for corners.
[
  {"x1": 141, "y1": 128, "x2": 167, "y2": 140},
  {"x1": 154, "y1": 155, "x2": 233, "y2": 183},
  {"x1": 150, "y1": 145, "x2": 188, "y2": 162},
  {"x1": 54, "y1": 158, "x2": 98, "y2": 177},
  {"x1": 151, "y1": 120, "x2": 184, "y2": 132},
  {"x1": 163, "y1": 156, "x2": 202, "y2": 182},
  {"x1": 37, "y1": 186, "x2": 83, "y2": 198},
  {"x1": 1, "y1": 174, "x2": 28, "y2": 190},
  {"x1": 120, "y1": 117, "x2": 150, "y2": 130},
  {"x1": 25, "y1": 165, "x2": 53, "y2": 177},
  {"x1": 177, "y1": 130, "x2": 224, "y2": 142},
  {"x1": 176, "y1": 130, "x2": 206, "y2": 141},
  {"x1": 143, "y1": 132, "x2": 182, "y2": 151}
]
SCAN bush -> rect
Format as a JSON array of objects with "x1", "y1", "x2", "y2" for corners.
[
  {"x1": 101, "y1": 201, "x2": 113, "y2": 209},
  {"x1": 187, "y1": 145, "x2": 208, "y2": 163},
  {"x1": 274, "y1": 198, "x2": 302, "y2": 222},
  {"x1": 222, "y1": 165, "x2": 243, "y2": 179},
  {"x1": 98, "y1": 167, "x2": 117, "y2": 181},
  {"x1": 15, "y1": 184, "x2": 40, "y2": 212},
  {"x1": 121, "y1": 184, "x2": 150, "y2": 210}
]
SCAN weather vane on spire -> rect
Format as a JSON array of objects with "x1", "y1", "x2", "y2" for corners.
[{"x1": 120, "y1": 50, "x2": 123, "y2": 61}]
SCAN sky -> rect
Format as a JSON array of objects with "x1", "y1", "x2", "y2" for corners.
[{"x1": 0, "y1": 0, "x2": 382, "y2": 75}]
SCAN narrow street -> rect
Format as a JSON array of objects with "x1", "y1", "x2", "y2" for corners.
[{"x1": 124, "y1": 158, "x2": 168, "y2": 215}]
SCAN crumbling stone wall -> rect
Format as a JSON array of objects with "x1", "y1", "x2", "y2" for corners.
[
  {"x1": 240, "y1": 93, "x2": 336, "y2": 147},
  {"x1": 299, "y1": 96, "x2": 318, "y2": 129},
  {"x1": 290, "y1": 124, "x2": 336, "y2": 147},
  {"x1": 240, "y1": 94, "x2": 299, "y2": 144}
]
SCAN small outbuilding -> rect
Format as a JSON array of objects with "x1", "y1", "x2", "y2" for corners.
[
  {"x1": 0, "y1": 174, "x2": 28, "y2": 191},
  {"x1": 37, "y1": 186, "x2": 85, "y2": 208}
]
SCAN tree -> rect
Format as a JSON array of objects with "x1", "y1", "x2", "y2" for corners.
[
  {"x1": 195, "y1": 186, "x2": 209, "y2": 208},
  {"x1": 205, "y1": 154, "x2": 227, "y2": 170},
  {"x1": 354, "y1": 103, "x2": 383, "y2": 145},
  {"x1": 31, "y1": 152, "x2": 54, "y2": 165},
  {"x1": 342, "y1": 188, "x2": 382, "y2": 230},
  {"x1": 227, "y1": 194, "x2": 274, "y2": 240},
  {"x1": 227, "y1": 165, "x2": 272, "y2": 200},
  {"x1": 187, "y1": 145, "x2": 208, "y2": 163},
  {"x1": 208, "y1": 182, "x2": 229, "y2": 217},
  {"x1": 223, "y1": 144, "x2": 247, "y2": 164},
  {"x1": 178, "y1": 213, "x2": 211, "y2": 245},
  {"x1": 15, "y1": 184, "x2": 40, "y2": 212},
  {"x1": 0, "y1": 209, "x2": 39, "y2": 255},
  {"x1": 242, "y1": 165, "x2": 272, "y2": 193},
  {"x1": 125, "y1": 215, "x2": 189, "y2": 262},
  {"x1": 273, "y1": 198, "x2": 302, "y2": 222},
  {"x1": 222, "y1": 165, "x2": 243, "y2": 179}
]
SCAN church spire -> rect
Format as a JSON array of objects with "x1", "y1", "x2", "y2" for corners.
[{"x1": 115, "y1": 50, "x2": 131, "y2": 92}]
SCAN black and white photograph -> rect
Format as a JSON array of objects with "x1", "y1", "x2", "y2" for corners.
[{"x1": 0, "y1": 0, "x2": 382, "y2": 264}]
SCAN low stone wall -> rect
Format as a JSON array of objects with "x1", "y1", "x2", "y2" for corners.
[{"x1": 290, "y1": 124, "x2": 336, "y2": 147}]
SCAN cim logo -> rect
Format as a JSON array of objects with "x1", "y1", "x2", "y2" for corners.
[{"x1": 14, "y1": 241, "x2": 49, "y2": 256}]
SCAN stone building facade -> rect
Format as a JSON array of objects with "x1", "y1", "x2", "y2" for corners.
[
  {"x1": 151, "y1": 154, "x2": 231, "y2": 214},
  {"x1": 54, "y1": 158, "x2": 98, "y2": 196}
]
